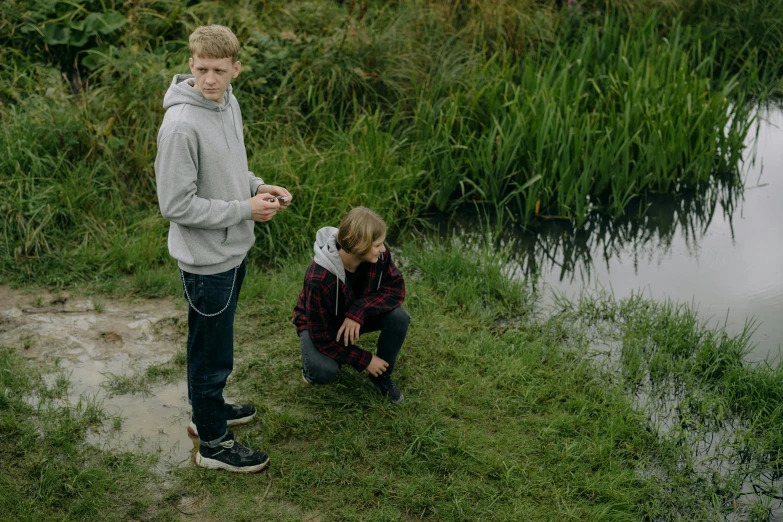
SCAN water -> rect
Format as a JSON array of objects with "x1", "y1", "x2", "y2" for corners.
[
  {"x1": 449, "y1": 108, "x2": 783, "y2": 363},
  {"x1": 550, "y1": 109, "x2": 782, "y2": 362},
  {"x1": 0, "y1": 288, "x2": 197, "y2": 468},
  {"x1": 475, "y1": 107, "x2": 783, "y2": 518}
]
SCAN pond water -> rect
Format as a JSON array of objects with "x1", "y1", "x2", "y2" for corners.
[
  {"x1": 451, "y1": 108, "x2": 783, "y2": 363},
  {"x1": 545, "y1": 109, "x2": 782, "y2": 362}
]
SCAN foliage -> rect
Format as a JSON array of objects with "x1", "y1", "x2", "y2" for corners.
[{"x1": 0, "y1": 0, "x2": 779, "y2": 286}]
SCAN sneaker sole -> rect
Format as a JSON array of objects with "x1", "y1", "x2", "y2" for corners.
[
  {"x1": 187, "y1": 412, "x2": 257, "y2": 437},
  {"x1": 194, "y1": 452, "x2": 269, "y2": 473}
]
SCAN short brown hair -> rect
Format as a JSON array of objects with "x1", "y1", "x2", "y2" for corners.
[
  {"x1": 337, "y1": 207, "x2": 387, "y2": 256},
  {"x1": 189, "y1": 25, "x2": 240, "y2": 62}
]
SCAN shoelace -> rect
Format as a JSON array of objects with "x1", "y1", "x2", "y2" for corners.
[{"x1": 218, "y1": 439, "x2": 254, "y2": 456}]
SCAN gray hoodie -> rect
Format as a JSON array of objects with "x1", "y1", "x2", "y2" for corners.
[
  {"x1": 313, "y1": 227, "x2": 345, "y2": 315},
  {"x1": 155, "y1": 74, "x2": 265, "y2": 275}
]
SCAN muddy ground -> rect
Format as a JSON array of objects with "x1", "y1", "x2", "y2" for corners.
[{"x1": 0, "y1": 285, "x2": 197, "y2": 468}]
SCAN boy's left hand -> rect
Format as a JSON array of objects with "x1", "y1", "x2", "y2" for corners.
[
  {"x1": 337, "y1": 317, "x2": 361, "y2": 346},
  {"x1": 256, "y1": 184, "x2": 292, "y2": 208}
]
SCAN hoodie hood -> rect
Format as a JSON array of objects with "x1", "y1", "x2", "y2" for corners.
[
  {"x1": 313, "y1": 227, "x2": 346, "y2": 315},
  {"x1": 313, "y1": 227, "x2": 345, "y2": 282},
  {"x1": 162, "y1": 74, "x2": 237, "y2": 148},
  {"x1": 163, "y1": 73, "x2": 232, "y2": 110}
]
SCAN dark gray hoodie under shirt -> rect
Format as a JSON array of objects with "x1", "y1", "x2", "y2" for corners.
[{"x1": 155, "y1": 74, "x2": 265, "y2": 275}]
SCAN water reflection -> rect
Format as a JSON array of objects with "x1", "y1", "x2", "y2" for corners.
[
  {"x1": 514, "y1": 173, "x2": 743, "y2": 285},
  {"x1": 440, "y1": 108, "x2": 783, "y2": 361}
]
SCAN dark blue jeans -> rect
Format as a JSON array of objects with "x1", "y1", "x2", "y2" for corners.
[
  {"x1": 181, "y1": 260, "x2": 246, "y2": 446},
  {"x1": 301, "y1": 306, "x2": 411, "y2": 384}
]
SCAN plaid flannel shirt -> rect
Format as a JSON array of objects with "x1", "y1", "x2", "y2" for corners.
[{"x1": 293, "y1": 249, "x2": 405, "y2": 371}]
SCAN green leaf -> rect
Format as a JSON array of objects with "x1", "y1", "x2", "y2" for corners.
[
  {"x1": 520, "y1": 174, "x2": 542, "y2": 190},
  {"x1": 20, "y1": 24, "x2": 40, "y2": 35},
  {"x1": 69, "y1": 30, "x2": 90, "y2": 48},
  {"x1": 83, "y1": 12, "x2": 127, "y2": 35},
  {"x1": 43, "y1": 24, "x2": 70, "y2": 45},
  {"x1": 81, "y1": 51, "x2": 102, "y2": 70}
]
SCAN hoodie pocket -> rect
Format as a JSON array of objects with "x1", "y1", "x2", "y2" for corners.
[
  {"x1": 221, "y1": 222, "x2": 253, "y2": 255},
  {"x1": 221, "y1": 227, "x2": 232, "y2": 246}
]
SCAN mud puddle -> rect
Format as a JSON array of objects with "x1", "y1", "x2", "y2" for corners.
[{"x1": 0, "y1": 285, "x2": 198, "y2": 469}]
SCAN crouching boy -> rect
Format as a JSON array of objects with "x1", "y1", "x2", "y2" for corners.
[{"x1": 293, "y1": 207, "x2": 411, "y2": 403}]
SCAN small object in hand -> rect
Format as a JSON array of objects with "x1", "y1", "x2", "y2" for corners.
[{"x1": 267, "y1": 195, "x2": 291, "y2": 203}]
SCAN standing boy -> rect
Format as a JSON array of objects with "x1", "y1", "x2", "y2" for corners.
[{"x1": 155, "y1": 25, "x2": 291, "y2": 473}]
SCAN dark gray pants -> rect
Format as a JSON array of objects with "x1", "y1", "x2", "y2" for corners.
[{"x1": 300, "y1": 306, "x2": 411, "y2": 384}]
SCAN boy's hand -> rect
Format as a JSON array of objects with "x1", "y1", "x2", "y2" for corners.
[
  {"x1": 366, "y1": 355, "x2": 389, "y2": 377},
  {"x1": 337, "y1": 317, "x2": 361, "y2": 346},
  {"x1": 250, "y1": 192, "x2": 280, "y2": 222},
  {"x1": 255, "y1": 184, "x2": 292, "y2": 209}
]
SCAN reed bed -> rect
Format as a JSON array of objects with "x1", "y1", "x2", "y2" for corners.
[
  {"x1": 413, "y1": 17, "x2": 755, "y2": 224},
  {"x1": 1, "y1": 0, "x2": 780, "y2": 285}
]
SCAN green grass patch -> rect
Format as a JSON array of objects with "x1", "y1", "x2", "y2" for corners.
[{"x1": 3, "y1": 239, "x2": 780, "y2": 519}]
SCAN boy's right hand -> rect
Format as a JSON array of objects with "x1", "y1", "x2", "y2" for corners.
[
  {"x1": 366, "y1": 355, "x2": 389, "y2": 377},
  {"x1": 250, "y1": 192, "x2": 281, "y2": 222}
]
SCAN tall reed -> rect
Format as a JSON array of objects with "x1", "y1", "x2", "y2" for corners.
[
  {"x1": 0, "y1": 0, "x2": 776, "y2": 284},
  {"x1": 414, "y1": 16, "x2": 754, "y2": 225}
]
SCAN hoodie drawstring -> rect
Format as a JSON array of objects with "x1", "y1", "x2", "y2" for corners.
[
  {"x1": 218, "y1": 105, "x2": 231, "y2": 149},
  {"x1": 377, "y1": 252, "x2": 384, "y2": 290}
]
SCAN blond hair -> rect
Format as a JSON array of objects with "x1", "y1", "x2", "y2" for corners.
[
  {"x1": 189, "y1": 25, "x2": 240, "y2": 62},
  {"x1": 337, "y1": 207, "x2": 387, "y2": 256}
]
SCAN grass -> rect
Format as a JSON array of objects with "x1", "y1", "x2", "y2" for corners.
[
  {"x1": 552, "y1": 288, "x2": 783, "y2": 519},
  {"x1": 1, "y1": 0, "x2": 780, "y2": 286},
  {"x1": 3, "y1": 239, "x2": 781, "y2": 520},
  {"x1": 2, "y1": 0, "x2": 783, "y2": 519},
  {"x1": 0, "y1": 348, "x2": 173, "y2": 521},
  {"x1": 101, "y1": 346, "x2": 187, "y2": 397}
]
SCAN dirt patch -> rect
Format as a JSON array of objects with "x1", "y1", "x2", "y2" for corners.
[{"x1": 0, "y1": 285, "x2": 196, "y2": 467}]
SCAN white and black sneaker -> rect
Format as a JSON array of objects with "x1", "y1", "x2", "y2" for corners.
[
  {"x1": 187, "y1": 404, "x2": 256, "y2": 437},
  {"x1": 367, "y1": 375, "x2": 404, "y2": 404},
  {"x1": 194, "y1": 432, "x2": 269, "y2": 473}
]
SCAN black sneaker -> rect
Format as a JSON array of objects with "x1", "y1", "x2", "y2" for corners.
[
  {"x1": 187, "y1": 403, "x2": 257, "y2": 437},
  {"x1": 302, "y1": 368, "x2": 315, "y2": 385},
  {"x1": 367, "y1": 375, "x2": 404, "y2": 404},
  {"x1": 194, "y1": 432, "x2": 269, "y2": 473}
]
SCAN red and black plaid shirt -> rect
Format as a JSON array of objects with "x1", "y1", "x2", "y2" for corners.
[{"x1": 293, "y1": 248, "x2": 405, "y2": 370}]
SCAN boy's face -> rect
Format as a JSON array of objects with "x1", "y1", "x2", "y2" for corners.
[
  {"x1": 188, "y1": 55, "x2": 241, "y2": 103},
  {"x1": 360, "y1": 235, "x2": 387, "y2": 264}
]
